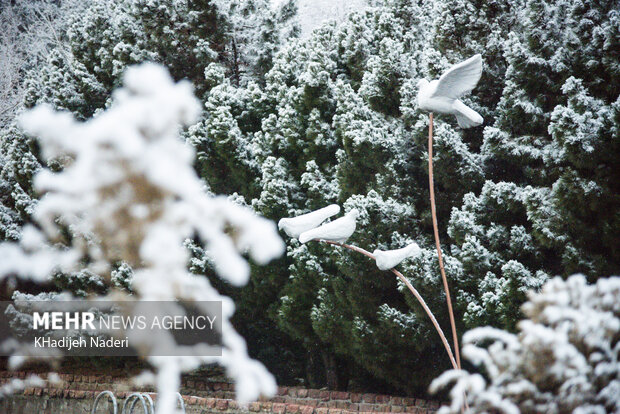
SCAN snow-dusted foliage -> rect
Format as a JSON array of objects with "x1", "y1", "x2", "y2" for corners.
[
  {"x1": 190, "y1": 0, "x2": 619, "y2": 392},
  {"x1": 0, "y1": 63, "x2": 284, "y2": 411},
  {"x1": 0, "y1": 0, "x2": 83, "y2": 128},
  {"x1": 450, "y1": 0, "x2": 620, "y2": 334},
  {"x1": 431, "y1": 274, "x2": 620, "y2": 413},
  {"x1": 190, "y1": 0, "x2": 490, "y2": 390},
  {"x1": 0, "y1": 0, "x2": 618, "y2": 397}
]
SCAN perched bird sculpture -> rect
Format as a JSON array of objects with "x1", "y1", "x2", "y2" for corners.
[
  {"x1": 299, "y1": 209, "x2": 359, "y2": 244},
  {"x1": 373, "y1": 242, "x2": 421, "y2": 271},
  {"x1": 417, "y1": 54, "x2": 483, "y2": 128},
  {"x1": 278, "y1": 204, "x2": 340, "y2": 238}
]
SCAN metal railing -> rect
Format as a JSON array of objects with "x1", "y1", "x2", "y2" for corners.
[
  {"x1": 91, "y1": 391, "x2": 186, "y2": 414},
  {"x1": 91, "y1": 391, "x2": 117, "y2": 414}
]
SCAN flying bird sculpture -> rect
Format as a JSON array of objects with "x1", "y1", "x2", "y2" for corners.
[
  {"x1": 278, "y1": 204, "x2": 340, "y2": 238},
  {"x1": 299, "y1": 209, "x2": 359, "y2": 244},
  {"x1": 417, "y1": 54, "x2": 483, "y2": 128},
  {"x1": 373, "y1": 242, "x2": 421, "y2": 271}
]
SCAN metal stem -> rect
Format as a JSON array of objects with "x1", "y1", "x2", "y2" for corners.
[
  {"x1": 427, "y1": 112, "x2": 461, "y2": 369},
  {"x1": 323, "y1": 240, "x2": 458, "y2": 369}
]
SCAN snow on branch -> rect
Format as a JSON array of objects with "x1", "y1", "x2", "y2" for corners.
[
  {"x1": 431, "y1": 274, "x2": 620, "y2": 413},
  {"x1": 0, "y1": 63, "x2": 284, "y2": 412}
]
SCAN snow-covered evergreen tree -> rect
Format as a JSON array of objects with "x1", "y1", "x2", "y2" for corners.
[
  {"x1": 191, "y1": 0, "x2": 494, "y2": 391},
  {"x1": 0, "y1": 0, "x2": 618, "y2": 396},
  {"x1": 1, "y1": 63, "x2": 284, "y2": 408},
  {"x1": 0, "y1": 0, "x2": 302, "y2": 385},
  {"x1": 453, "y1": 0, "x2": 620, "y2": 332}
]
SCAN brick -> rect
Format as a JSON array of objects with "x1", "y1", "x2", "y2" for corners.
[
  {"x1": 328, "y1": 409, "x2": 342, "y2": 414},
  {"x1": 350, "y1": 394, "x2": 362, "y2": 403},
  {"x1": 319, "y1": 391, "x2": 331, "y2": 401},
  {"x1": 308, "y1": 389, "x2": 320, "y2": 399},
  {"x1": 286, "y1": 404, "x2": 301, "y2": 414},
  {"x1": 330, "y1": 391, "x2": 349, "y2": 400},
  {"x1": 216, "y1": 399, "x2": 228, "y2": 410},
  {"x1": 390, "y1": 398, "x2": 403, "y2": 406},
  {"x1": 305, "y1": 400, "x2": 318, "y2": 407},
  {"x1": 301, "y1": 406, "x2": 315, "y2": 414},
  {"x1": 273, "y1": 403, "x2": 287, "y2": 414},
  {"x1": 405, "y1": 407, "x2": 420, "y2": 413},
  {"x1": 288, "y1": 388, "x2": 299, "y2": 397},
  {"x1": 316, "y1": 408, "x2": 329, "y2": 414},
  {"x1": 297, "y1": 388, "x2": 308, "y2": 398},
  {"x1": 249, "y1": 402, "x2": 261, "y2": 412},
  {"x1": 359, "y1": 404, "x2": 373, "y2": 412},
  {"x1": 390, "y1": 406, "x2": 404, "y2": 412},
  {"x1": 273, "y1": 396, "x2": 286, "y2": 403},
  {"x1": 278, "y1": 386, "x2": 289, "y2": 396},
  {"x1": 415, "y1": 399, "x2": 427, "y2": 408},
  {"x1": 188, "y1": 396, "x2": 201, "y2": 405},
  {"x1": 262, "y1": 402, "x2": 274, "y2": 411},
  {"x1": 348, "y1": 403, "x2": 359, "y2": 411},
  {"x1": 362, "y1": 394, "x2": 375, "y2": 403},
  {"x1": 375, "y1": 395, "x2": 390, "y2": 404},
  {"x1": 374, "y1": 405, "x2": 391, "y2": 412},
  {"x1": 402, "y1": 398, "x2": 416, "y2": 407}
]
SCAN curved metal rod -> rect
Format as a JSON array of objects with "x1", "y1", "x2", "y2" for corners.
[
  {"x1": 176, "y1": 392, "x2": 186, "y2": 412},
  {"x1": 91, "y1": 390, "x2": 118, "y2": 414},
  {"x1": 122, "y1": 393, "x2": 148, "y2": 414},
  {"x1": 141, "y1": 393, "x2": 155, "y2": 414},
  {"x1": 323, "y1": 240, "x2": 458, "y2": 370},
  {"x1": 428, "y1": 112, "x2": 461, "y2": 369}
]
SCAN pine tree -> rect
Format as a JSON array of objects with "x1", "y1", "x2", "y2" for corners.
[
  {"x1": 1, "y1": 0, "x2": 303, "y2": 384},
  {"x1": 452, "y1": 0, "x2": 620, "y2": 332},
  {"x1": 192, "y1": 0, "x2": 495, "y2": 391}
]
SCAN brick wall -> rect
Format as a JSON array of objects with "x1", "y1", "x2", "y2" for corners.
[{"x1": 0, "y1": 371, "x2": 442, "y2": 414}]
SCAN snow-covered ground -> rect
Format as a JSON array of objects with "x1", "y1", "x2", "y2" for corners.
[{"x1": 274, "y1": 0, "x2": 368, "y2": 37}]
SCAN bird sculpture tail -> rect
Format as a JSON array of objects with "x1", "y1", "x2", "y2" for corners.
[
  {"x1": 298, "y1": 230, "x2": 315, "y2": 244},
  {"x1": 453, "y1": 100, "x2": 483, "y2": 128}
]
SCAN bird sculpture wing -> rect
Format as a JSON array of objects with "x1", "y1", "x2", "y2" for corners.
[
  {"x1": 431, "y1": 54, "x2": 482, "y2": 100},
  {"x1": 299, "y1": 211, "x2": 357, "y2": 244},
  {"x1": 278, "y1": 204, "x2": 340, "y2": 238}
]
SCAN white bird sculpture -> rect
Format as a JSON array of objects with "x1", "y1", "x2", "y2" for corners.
[
  {"x1": 299, "y1": 209, "x2": 359, "y2": 244},
  {"x1": 417, "y1": 54, "x2": 483, "y2": 128},
  {"x1": 278, "y1": 204, "x2": 341, "y2": 238},
  {"x1": 373, "y1": 242, "x2": 421, "y2": 271}
]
